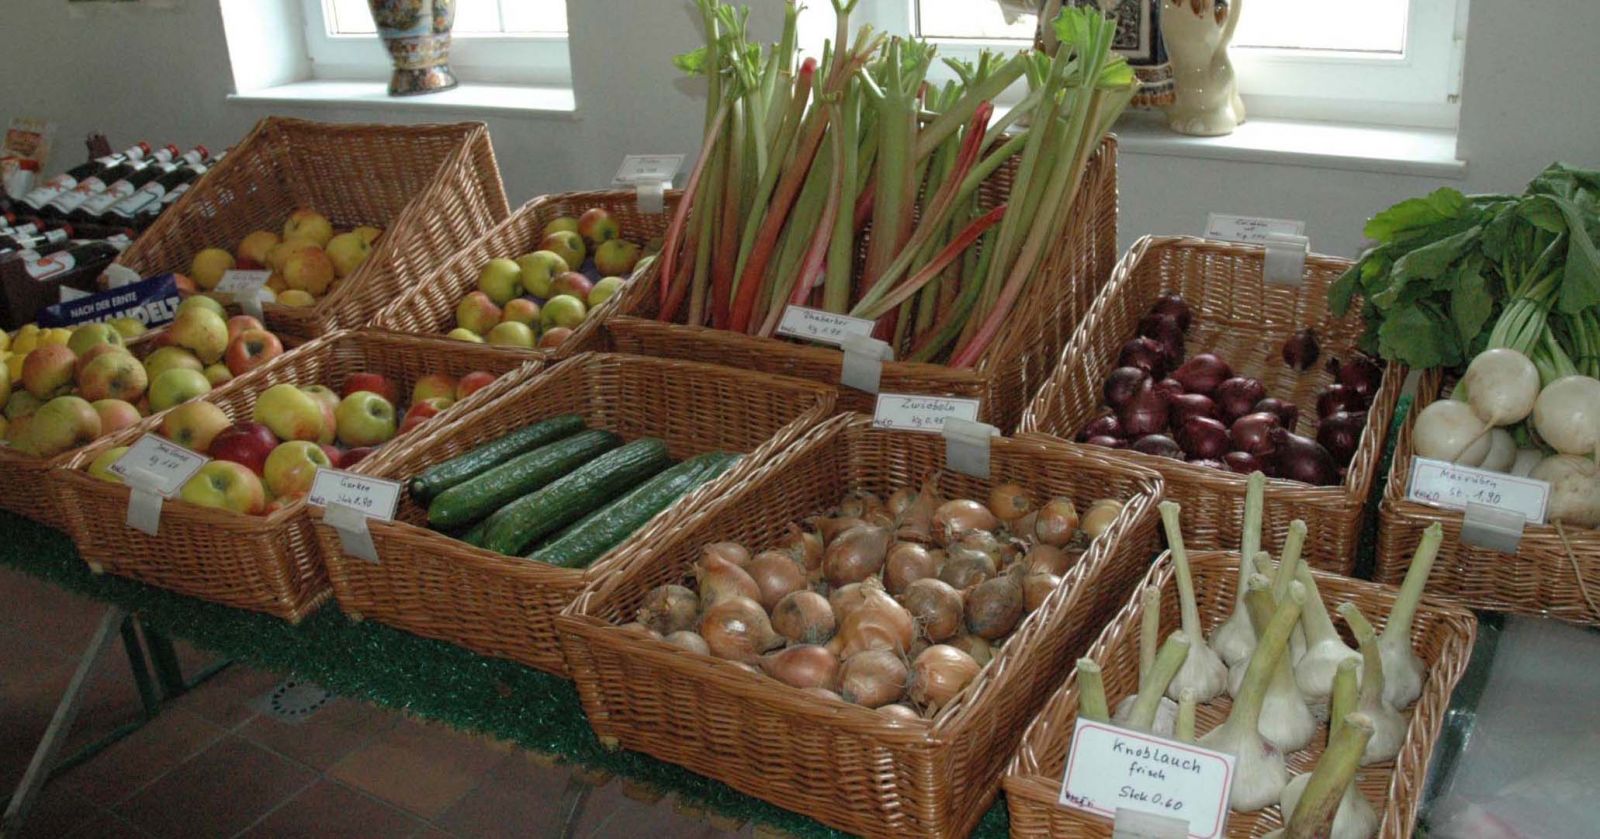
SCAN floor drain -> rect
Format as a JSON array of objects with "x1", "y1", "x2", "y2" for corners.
[{"x1": 252, "y1": 679, "x2": 333, "y2": 724}]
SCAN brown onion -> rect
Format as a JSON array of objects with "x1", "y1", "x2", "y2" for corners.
[
  {"x1": 900, "y1": 578, "x2": 964, "y2": 642},
  {"x1": 1023, "y1": 571, "x2": 1062, "y2": 612},
  {"x1": 883, "y1": 542, "x2": 940, "y2": 595},
  {"x1": 1033, "y1": 498, "x2": 1080, "y2": 547},
  {"x1": 836, "y1": 586, "x2": 916, "y2": 658},
  {"x1": 836, "y1": 489, "x2": 882, "y2": 520},
  {"x1": 932, "y1": 499, "x2": 999, "y2": 545},
  {"x1": 838, "y1": 649, "x2": 909, "y2": 707},
  {"x1": 829, "y1": 582, "x2": 869, "y2": 619},
  {"x1": 954, "y1": 530, "x2": 1007, "y2": 565},
  {"x1": 779, "y1": 523, "x2": 823, "y2": 571},
  {"x1": 814, "y1": 514, "x2": 866, "y2": 545},
  {"x1": 760, "y1": 644, "x2": 841, "y2": 690},
  {"x1": 664, "y1": 630, "x2": 710, "y2": 655},
  {"x1": 987, "y1": 483, "x2": 1033, "y2": 522},
  {"x1": 747, "y1": 551, "x2": 809, "y2": 612},
  {"x1": 802, "y1": 687, "x2": 844, "y2": 702},
  {"x1": 878, "y1": 703, "x2": 923, "y2": 723},
  {"x1": 896, "y1": 472, "x2": 942, "y2": 543},
  {"x1": 701, "y1": 541, "x2": 750, "y2": 568},
  {"x1": 696, "y1": 554, "x2": 761, "y2": 607},
  {"x1": 771, "y1": 590, "x2": 836, "y2": 645},
  {"x1": 637, "y1": 584, "x2": 700, "y2": 635},
  {"x1": 965, "y1": 574, "x2": 1024, "y2": 640},
  {"x1": 886, "y1": 487, "x2": 917, "y2": 517},
  {"x1": 1080, "y1": 500, "x2": 1123, "y2": 539},
  {"x1": 949, "y1": 634, "x2": 993, "y2": 666},
  {"x1": 1025, "y1": 544, "x2": 1073, "y2": 576},
  {"x1": 938, "y1": 546, "x2": 997, "y2": 589},
  {"x1": 699, "y1": 596, "x2": 783, "y2": 662},
  {"x1": 823, "y1": 525, "x2": 891, "y2": 588},
  {"x1": 909, "y1": 645, "x2": 982, "y2": 712}
]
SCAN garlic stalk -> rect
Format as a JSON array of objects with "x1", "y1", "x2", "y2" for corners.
[
  {"x1": 1115, "y1": 631, "x2": 1191, "y2": 736},
  {"x1": 1211, "y1": 471, "x2": 1266, "y2": 666},
  {"x1": 1273, "y1": 521, "x2": 1308, "y2": 664},
  {"x1": 1293, "y1": 559, "x2": 1360, "y2": 706},
  {"x1": 1266, "y1": 712, "x2": 1377, "y2": 839},
  {"x1": 1277, "y1": 660, "x2": 1378, "y2": 839},
  {"x1": 1227, "y1": 552, "x2": 1276, "y2": 697},
  {"x1": 1199, "y1": 575, "x2": 1303, "y2": 812},
  {"x1": 1338, "y1": 603, "x2": 1406, "y2": 765},
  {"x1": 1244, "y1": 577, "x2": 1316, "y2": 753},
  {"x1": 1114, "y1": 586, "x2": 1177, "y2": 726},
  {"x1": 1075, "y1": 657, "x2": 1110, "y2": 722},
  {"x1": 1159, "y1": 502, "x2": 1227, "y2": 701},
  {"x1": 1378, "y1": 522, "x2": 1442, "y2": 709},
  {"x1": 1175, "y1": 687, "x2": 1197, "y2": 743}
]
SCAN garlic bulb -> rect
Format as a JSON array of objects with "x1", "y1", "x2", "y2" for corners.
[
  {"x1": 1244, "y1": 576, "x2": 1316, "y2": 753},
  {"x1": 1159, "y1": 502, "x2": 1227, "y2": 701},
  {"x1": 1339, "y1": 603, "x2": 1406, "y2": 766},
  {"x1": 1113, "y1": 587, "x2": 1177, "y2": 732},
  {"x1": 1378, "y1": 523, "x2": 1442, "y2": 709},
  {"x1": 1293, "y1": 562, "x2": 1360, "y2": 705},
  {"x1": 1210, "y1": 472, "x2": 1267, "y2": 665},
  {"x1": 1266, "y1": 711, "x2": 1378, "y2": 839},
  {"x1": 1114, "y1": 631, "x2": 1191, "y2": 736},
  {"x1": 1275, "y1": 660, "x2": 1378, "y2": 839}
]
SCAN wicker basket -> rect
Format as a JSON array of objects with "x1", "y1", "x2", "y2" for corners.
[
  {"x1": 1021, "y1": 236, "x2": 1404, "y2": 575},
  {"x1": 1004, "y1": 550, "x2": 1477, "y2": 838},
  {"x1": 115, "y1": 117, "x2": 509, "y2": 340},
  {"x1": 1379, "y1": 369, "x2": 1600, "y2": 625},
  {"x1": 52, "y1": 328, "x2": 534, "y2": 623},
  {"x1": 312, "y1": 352, "x2": 836, "y2": 676},
  {"x1": 556, "y1": 414, "x2": 1165, "y2": 838},
  {"x1": 603, "y1": 138, "x2": 1120, "y2": 433},
  {"x1": 376, "y1": 191, "x2": 679, "y2": 361}
]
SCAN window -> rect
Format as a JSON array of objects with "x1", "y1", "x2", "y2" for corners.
[{"x1": 301, "y1": 0, "x2": 571, "y2": 86}]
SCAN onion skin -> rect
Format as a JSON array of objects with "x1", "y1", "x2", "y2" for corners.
[
  {"x1": 696, "y1": 554, "x2": 762, "y2": 607},
  {"x1": 1117, "y1": 336, "x2": 1169, "y2": 378},
  {"x1": 949, "y1": 634, "x2": 993, "y2": 666},
  {"x1": 884, "y1": 542, "x2": 941, "y2": 595},
  {"x1": 829, "y1": 583, "x2": 869, "y2": 620},
  {"x1": 664, "y1": 630, "x2": 710, "y2": 655},
  {"x1": 1187, "y1": 458, "x2": 1227, "y2": 470},
  {"x1": 896, "y1": 472, "x2": 942, "y2": 544},
  {"x1": 1151, "y1": 293, "x2": 1192, "y2": 331},
  {"x1": 1317, "y1": 411, "x2": 1367, "y2": 466},
  {"x1": 619, "y1": 622, "x2": 663, "y2": 640},
  {"x1": 1103, "y1": 367, "x2": 1152, "y2": 412},
  {"x1": 1172, "y1": 353, "x2": 1232, "y2": 397},
  {"x1": 779, "y1": 524, "x2": 824, "y2": 571},
  {"x1": 1078, "y1": 413, "x2": 1125, "y2": 441},
  {"x1": 837, "y1": 586, "x2": 916, "y2": 657},
  {"x1": 1216, "y1": 377, "x2": 1268, "y2": 423},
  {"x1": 932, "y1": 500, "x2": 998, "y2": 545},
  {"x1": 823, "y1": 525, "x2": 891, "y2": 588},
  {"x1": 1033, "y1": 498, "x2": 1080, "y2": 546},
  {"x1": 965, "y1": 574, "x2": 1025, "y2": 640},
  {"x1": 900, "y1": 578, "x2": 965, "y2": 642},
  {"x1": 814, "y1": 515, "x2": 866, "y2": 545},
  {"x1": 802, "y1": 687, "x2": 845, "y2": 702},
  {"x1": 836, "y1": 489, "x2": 881, "y2": 519},
  {"x1": 637, "y1": 584, "x2": 700, "y2": 635},
  {"x1": 886, "y1": 488, "x2": 916, "y2": 517},
  {"x1": 1170, "y1": 393, "x2": 1219, "y2": 426},
  {"x1": 1080, "y1": 500, "x2": 1123, "y2": 539},
  {"x1": 1253, "y1": 398, "x2": 1300, "y2": 432},
  {"x1": 699, "y1": 596, "x2": 783, "y2": 662},
  {"x1": 1231, "y1": 412, "x2": 1282, "y2": 457},
  {"x1": 838, "y1": 649, "x2": 909, "y2": 707},
  {"x1": 747, "y1": 551, "x2": 810, "y2": 612},
  {"x1": 1153, "y1": 377, "x2": 1186, "y2": 403},
  {"x1": 760, "y1": 644, "x2": 841, "y2": 691},
  {"x1": 701, "y1": 542, "x2": 751, "y2": 568},
  {"x1": 1178, "y1": 416, "x2": 1231, "y2": 460},
  {"x1": 987, "y1": 483, "x2": 1034, "y2": 522},
  {"x1": 772, "y1": 590, "x2": 837, "y2": 644},
  {"x1": 1282, "y1": 329, "x2": 1320, "y2": 370},
  {"x1": 1133, "y1": 434, "x2": 1184, "y2": 459},
  {"x1": 1023, "y1": 571, "x2": 1062, "y2": 611},
  {"x1": 909, "y1": 645, "x2": 982, "y2": 712},
  {"x1": 1026, "y1": 544, "x2": 1073, "y2": 575},
  {"x1": 1119, "y1": 384, "x2": 1171, "y2": 438}
]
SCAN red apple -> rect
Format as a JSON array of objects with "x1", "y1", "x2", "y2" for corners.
[
  {"x1": 551, "y1": 271, "x2": 594, "y2": 301},
  {"x1": 320, "y1": 443, "x2": 345, "y2": 469},
  {"x1": 226, "y1": 315, "x2": 264, "y2": 341},
  {"x1": 538, "y1": 327, "x2": 574, "y2": 349},
  {"x1": 397, "y1": 397, "x2": 449, "y2": 435},
  {"x1": 455, "y1": 371, "x2": 497, "y2": 401},
  {"x1": 209, "y1": 421, "x2": 279, "y2": 476},
  {"x1": 224, "y1": 328, "x2": 285, "y2": 377},
  {"x1": 342, "y1": 446, "x2": 376, "y2": 467},
  {"x1": 341, "y1": 372, "x2": 398, "y2": 405}
]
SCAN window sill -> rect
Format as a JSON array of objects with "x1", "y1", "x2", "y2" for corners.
[
  {"x1": 227, "y1": 80, "x2": 578, "y2": 118},
  {"x1": 1113, "y1": 111, "x2": 1465, "y2": 179}
]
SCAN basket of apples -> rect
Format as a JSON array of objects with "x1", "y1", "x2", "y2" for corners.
[
  {"x1": 376, "y1": 192, "x2": 671, "y2": 358},
  {"x1": 0, "y1": 297, "x2": 290, "y2": 528},
  {"x1": 54, "y1": 328, "x2": 534, "y2": 622},
  {"x1": 184, "y1": 209, "x2": 383, "y2": 311}
]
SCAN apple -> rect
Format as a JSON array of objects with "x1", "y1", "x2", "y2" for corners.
[
  {"x1": 5, "y1": 391, "x2": 42, "y2": 420},
  {"x1": 334, "y1": 391, "x2": 397, "y2": 447},
  {"x1": 487, "y1": 321, "x2": 537, "y2": 348},
  {"x1": 552, "y1": 272, "x2": 594, "y2": 302},
  {"x1": 237, "y1": 230, "x2": 280, "y2": 266},
  {"x1": 88, "y1": 446, "x2": 130, "y2": 483},
  {"x1": 353, "y1": 225, "x2": 383, "y2": 246},
  {"x1": 181, "y1": 460, "x2": 267, "y2": 515},
  {"x1": 593, "y1": 239, "x2": 643, "y2": 277},
  {"x1": 4, "y1": 414, "x2": 32, "y2": 453},
  {"x1": 77, "y1": 351, "x2": 149, "y2": 403},
  {"x1": 92, "y1": 399, "x2": 142, "y2": 435},
  {"x1": 446, "y1": 328, "x2": 484, "y2": 343},
  {"x1": 224, "y1": 329, "x2": 285, "y2": 377},
  {"x1": 476, "y1": 258, "x2": 524, "y2": 306},
  {"x1": 172, "y1": 273, "x2": 198, "y2": 295},
  {"x1": 302, "y1": 384, "x2": 339, "y2": 414},
  {"x1": 177, "y1": 294, "x2": 227, "y2": 319},
  {"x1": 148, "y1": 368, "x2": 213, "y2": 412},
  {"x1": 189, "y1": 248, "x2": 236, "y2": 291},
  {"x1": 29, "y1": 396, "x2": 101, "y2": 457},
  {"x1": 501, "y1": 298, "x2": 540, "y2": 327},
  {"x1": 411, "y1": 374, "x2": 457, "y2": 406},
  {"x1": 538, "y1": 327, "x2": 574, "y2": 349},
  {"x1": 540, "y1": 295, "x2": 588, "y2": 330},
  {"x1": 266, "y1": 272, "x2": 288, "y2": 293},
  {"x1": 22, "y1": 344, "x2": 77, "y2": 399},
  {"x1": 539, "y1": 231, "x2": 586, "y2": 272},
  {"x1": 283, "y1": 247, "x2": 336, "y2": 297},
  {"x1": 341, "y1": 446, "x2": 376, "y2": 467},
  {"x1": 251, "y1": 383, "x2": 324, "y2": 442},
  {"x1": 74, "y1": 343, "x2": 128, "y2": 379},
  {"x1": 397, "y1": 397, "x2": 450, "y2": 435},
  {"x1": 168, "y1": 307, "x2": 229, "y2": 364},
  {"x1": 643, "y1": 235, "x2": 665, "y2": 256},
  {"x1": 542, "y1": 216, "x2": 580, "y2": 238},
  {"x1": 209, "y1": 422, "x2": 279, "y2": 475},
  {"x1": 320, "y1": 444, "x2": 345, "y2": 469},
  {"x1": 277, "y1": 290, "x2": 316, "y2": 307},
  {"x1": 142, "y1": 346, "x2": 203, "y2": 381},
  {"x1": 283, "y1": 208, "x2": 334, "y2": 247},
  {"x1": 302, "y1": 385, "x2": 340, "y2": 445},
  {"x1": 341, "y1": 373, "x2": 397, "y2": 405},
  {"x1": 161, "y1": 401, "x2": 232, "y2": 453},
  {"x1": 204, "y1": 363, "x2": 233, "y2": 386},
  {"x1": 455, "y1": 291, "x2": 502, "y2": 335},
  {"x1": 588, "y1": 276, "x2": 627, "y2": 308},
  {"x1": 577, "y1": 208, "x2": 620, "y2": 246},
  {"x1": 226, "y1": 315, "x2": 264, "y2": 341},
  {"x1": 267, "y1": 237, "x2": 317, "y2": 272},
  {"x1": 325, "y1": 231, "x2": 372, "y2": 278},
  {"x1": 455, "y1": 371, "x2": 497, "y2": 401},
  {"x1": 67, "y1": 323, "x2": 125, "y2": 357},
  {"x1": 516, "y1": 251, "x2": 568, "y2": 297},
  {"x1": 108, "y1": 317, "x2": 147, "y2": 340},
  {"x1": 263, "y1": 440, "x2": 332, "y2": 498}
]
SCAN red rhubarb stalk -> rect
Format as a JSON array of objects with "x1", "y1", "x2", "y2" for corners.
[{"x1": 657, "y1": 99, "x2": 730, "y2": 317}]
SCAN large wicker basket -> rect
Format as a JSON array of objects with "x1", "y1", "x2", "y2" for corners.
[
  {"x1": 52, "y1": 329, "x2": 535, "y2": 623},
  {"x1": 1004, "y1": 550, "x2": 1477, "y2": 838},
  {"x1": 312, "y1": 352, "x2": 836, "y2": 676},
  {"x1": 603, "y1": 138, "x2": 1120, "y2": 433},
  {"x1": 115, "y1": 117, "x2": 509, "y2": 340},
  {"x1": 376, "y1": 191, "x2": 679, "y2": 361},
  {"x1": 1379, "y1": 370, "x2": 1600, "y2": 625},
  {"x1": 1021, "y1": 236, "x2": 1404, "y2": 575},
  {"x1": 556, "y1": 413, "x2": 1165, "y2": 838}
]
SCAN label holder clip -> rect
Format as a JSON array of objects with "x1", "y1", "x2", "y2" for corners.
[
  {"x1": 1111, "y1": 808, "x2": 1190, "y2": 839},
  {"x1": 325, "y1": 501, "x2": 381, "y2": 563},
  {"x1": 1263, "y1": 231, "x2": 1310, "y2": 286},
  {"x1": 840, "y1": 334, "x2": 893, "y2": 394},
  {"x1": 942, "y1": 417, "x2": 1001, "y2": 479},
  {"x1": 1461, "y1": 501, "x2": 1527, "y2": 554},
  {"x1": 122, "y1": 465, "x2": 167, "y2": 536}
]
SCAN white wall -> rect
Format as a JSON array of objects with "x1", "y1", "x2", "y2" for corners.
[{"x1": 2, "y1": 0, "x2": 1597, "y2": 258}]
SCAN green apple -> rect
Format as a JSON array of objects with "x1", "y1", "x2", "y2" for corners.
[
  {"x1": 148, "y1": 368, "x2": 213, "y2": 412},
  {"x1": 325, "y1": 231, "x2": 372, "y2": 278},
  {"x1": 588, "y1": 276, "x2": 627, "y2": 308},
  {"x1": 335, "y1": 391, "x2": 398, "y2": 447},
  {"x1": 516, "y1": 251, "x2": 568, "y2": 298},
  {"x1": 539, "y1": 231, "x2": 586, "y2": 273},
  {"x1": 593, "y1": 239, "x2": 643, "y2": 277},
  {"x1": 204, "y1": 362, "x2": 234, "y2": 387},
  {"x1": 142, "y1": 346, "x2": 204, "y2": 381},
  {"x1": 88, "y1": 445, "x2": 130, "y2": 483},
  {"x1": 540, "y1": 294, "x2": 588, "y2": 331},
  {"x1": 476, "y1": 258, "x2": 524, "y2": 306},
  {"x1": 67, "y1": 323, "x2": 125, "y2": 357},
  {"x1": 251, "y1": 383, "x2": 324, "y2": 442},
  {"x1": 177, "y1": 294, "x2": 226, "y2": 319},
  {"x1": 263, "y1": 440, "x2": 332, "y2": 498},
  {"x1": 181, "y1": 460, "x2": 266, "y2": 514},
  {"x1": 487, "y1": 321, "x2": 537, "y2": 348},
  {"x1": 454, "y1": 291, "x2": 502, "y2": 335},
  {"x1": 29, "y1": 396, "x2": 102, "y2": 457},
  {"x1": 542, "y1": 216, "x2": 579, "y2": 238}
]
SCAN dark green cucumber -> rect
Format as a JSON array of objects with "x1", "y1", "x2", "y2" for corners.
[
  {"x1": 427, "y1": 429, "x2": 620, "y2": 530},
  {"x1": 529, "y1": 451, "x2": 742, "y2": 569},
  {"x1": 409, "y1": 414, "x2": 585, "y2": 503},
  {"x1": 459, "y1": 517, "x2": 491, "y2": 548},
  {"x1": 481, "y1": 438, "x2": 672, "y2": 557}
]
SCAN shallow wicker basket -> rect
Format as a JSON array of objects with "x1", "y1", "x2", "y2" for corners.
[
  {"x1": 52, "y1": 329, "x2": 534, "y2": 623},
  {"x1": 115, "y1": 117, "x2": 509, "y2": 340},
  {"x1": 1379, "y1": 369, "x2": 1600, "y2": 625},
  {"x1": 603, "y1": 138, "x2": 1119, "y2": 433},
  {"x1": 312, "y1": 352, "x2": 835, "y2": 676},
  {"x1": 556, "y1": 413, "x2": 1165, "y2": 838},
  {"x1": 1004, "y1": 550, "x2": 1477, "y2": 838},
  {"x1": 376, "y1": 191, "x2": 678, "y2": 361},
  {"x1": 1021, "y1": 235, "x2": 1404, "y2": 575}
]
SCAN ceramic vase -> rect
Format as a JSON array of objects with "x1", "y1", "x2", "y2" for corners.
[
  {"x1": 367, "y1": 0, "x2": 458, "y2": 96},
  {"x1": 1160, "y1": 0, "x2": 1245, "y2": 136}
]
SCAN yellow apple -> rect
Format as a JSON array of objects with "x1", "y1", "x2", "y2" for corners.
[
  {"x1": 353, "y1": 225, "x2": 382, "y2": 245},
  {"x1": 92, "y1": 399, "x2": 142, "y2": 435},
  {"x1": 237, "y1": 230, "x2": 281, "y2": 266},
  {"x1": 262, "y1": 440, "x2": 331, "y2": 499},
  {"x1": 446, "y1": 328, "x2": 484, "y2": 343},
  {"x1": 267, "y1": 237, "x2": 318, "y2": 272},
  {"x1": 168, "y1": 307, "x2": 230, "y2": 364},
  {"x1": 266, "y1": 272, "x2": 288, "y2": 293},
  {"x1": 588, "y1": 276, "x2": 627, "y2": 308},
  {"x1": 0, "y1": 329, "x2": 9, "y2": 354},
  {"x1": 325, "y1": 231, "x2": 372, "y2": 278},
  {"x1": 88, "y1": 446, "x2": 130, "y2": 483},
  {"x1": 190, "y1": 248, "x2": 237, "y2": 291},
  {"x1": 516, "y1": 251, "x2": 568, "y2": 298},
  {"x1": 67, "y1": 323, "x2": 125, "y2": 357},
  {"x1": 277, "y1": 290, "x2": 316, "y2": 307},
  {"x1": 282, "y1": 209, "x2": 334, "y2": 247},
  {"x1": 282, "y1": 247, "x2": 336, "y2": 297},
  {"x1": 142, "y1": 346, "x2": 204, "y2": 381},
  {"x1": 487, "y1": 321, "x2": 537, "y2": 348},
  {"x1": 540, "y1": 295, "x2": 588, "y2": 331},
  {"x1": 161, "y1": 401, "x2": 232, "y2": 453},
  {"x1": 181, "y1": 460, "x2": 267, "y2": 514},
  {"x1": 539, "y1": 231, "x2": 586, "y2": 272},
  {"x1": 29, "y1": 395, "x2": 101, "y2": 457},
  {"x1": 454, "y1": 291, "x2": 502, "y2": 335},
  {"x1": 77, "y1": 351, "x2": 148, "y2": 403},
  {"x1": 108, "y1": 317, "x2": 148, "y2": 340},
  {"x1": 41, "y1": 328, "x2": 73, "y2": 347},
  {"x1": 4, "y1": 414, "x2": 32, "y2": 454},
  {"x1": 21, "y1": 344, "x2": 77, "y2": 399},
  {"x1": 542, "y1": 217, "x2": 579, "y2": 239},
  {"x1": 476, "y1": 258, "x2": 523, "y2": 306},
  {"x1": 148, "y1": 368, "x2": 213, "y2": 412},
  {"x1": 177, "y1": 294, "x2": 226, "y2": 319},
  {"x1": 204, "y1": 363, "x2": 234, "y2": 386},
  {"x1": 252, "y1": 383, "x2": 325, "y2": 443}
]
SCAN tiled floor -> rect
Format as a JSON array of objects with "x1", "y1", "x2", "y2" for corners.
[{"x1": 0, "y1": 567, "x2": 755, "y2": 838}]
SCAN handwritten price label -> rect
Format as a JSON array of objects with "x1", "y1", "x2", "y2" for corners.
[
  {"x1": 1059, "y1": 719, "x2": 1235, "y2": 839},
  {"x1": 613, "y1": 154, "x2": 684, "y2": 186},
  {"x1": 872, "y1": 394, "x2": 981, "y2": 432},
  {"x1": 1204, "y1": 213, "x2": 1306, "y2": 245},
  {"x1": 776, "y1": 306, "x2": 878, "y2": 347},
  {"x1": 1406, "y1": 457, "x2": 1549, "y2": 524},
  {"x1": 306, "y1": 469, "x2": 402, "y2": 521},
  {"x1": 109, "y1": 435, "x2": 208, "y2": 496},
  {"x1": 214, "y1": 269, "x2": 271, "y2": 296}
]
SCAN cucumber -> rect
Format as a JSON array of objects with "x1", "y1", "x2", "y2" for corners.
[
  {"x1": 459, "y1": 517, "x2": 491, "y2": 548},
  {"x1": 409, "y1": 414, "x2": 585, "y2": 503},
  {"x1": 481, "y1": 438, "x2": 672, "y2": 557},
  {"x1": 529, "y1": 451, "x2": 742, "y2": 569},
  {"x1": 427, "y1": 429, "x2": 621, "y2": 530}
]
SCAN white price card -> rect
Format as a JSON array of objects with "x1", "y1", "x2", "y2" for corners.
[
  {"x1": 305, "y1": 469, "x2": 403, "y2": 520},
  {"x1": 872, "y1": 394, "x2": 982, "y2": 433},
  {"x1": 1204, "y1": 213, "x2": 1306, "y2": 246},
  {"x1": 109, "y1": 435, "x2": 208, "y2": 496},
  {"x1": 776, "y1": 305, "x2": 877, "y2": 347},
  {"x1": 214, "y1": 269, "x2": 271, "y2": 297},
  {"x1": 1406, "y1": 457, "x2": 1550, "y2": 524},
  {"x1": 613, "y1": 154, "x2": 684, "y2": 186},
  {"x1": 1059, "y1": 718, "x2": 1235, "y2": 839}
]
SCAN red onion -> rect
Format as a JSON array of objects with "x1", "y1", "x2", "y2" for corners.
[
  {"x1": 1171, "y1": 353, "x2": 1232, "y2": 396},
  {"x1": 1102, "y1": 367, "x2": 1150, "y2": 411},
  {"x1": 1223, "y1": 451, "x2": 1261, "y2": 474},
  {"x1": 1117, "y1": 337, "x2": 1168, "y2": 379},
  {"x1": 1316, "y1": 410, "x2": 1367, "y2": 466},
  {"x1": 1139, "y1": 313, "x2": 1186, "y2": 368},
  {"x1": 1188, "y1": 458, "x2": 1227, "y2": 469},
  {"x1": 1266, "y1": 429, "x2": 1341, "y2": 486},
  {"x1": 1282, "y1": 328, "x2": 1320, "y2": 370},
  {"x1": 1253, "y1": 397, "x2": 1299, "y2": 432},
  {"x1": 1316, "y1": 384, "x2": 1367, "y2": 418},
  {"x1": 1215, "y1": 377, "x2": 1268, "y2": 422},
  {"x1": 1151, "y1": 293, "x2": 1192, "y2": 331},
  {"x1": 1078, "y1": 413, "x2": 1124, "y2": 441},
  {"x1": 1336, "y1": 355, "x2": 1383, "y2": 400},
  {"x1": 1084, "y1": 435, "x2": 1126, "y2": 449},
  {"x1": 1230, "y1": 411, "x2": 1282, "y2": 456},
  {"x1": 1154, "y1": 377, "x2": 1185, "y2": 402},
  {"x1": 1118, "y1": 384, "x2": 1170, "y2": 438},
  {"x1": 1169, "y1": 393, "x2": 1219, "y2": 426},
  {"x1": 1177, "y1": 416, "x2": 1231, "y2": 460},
  {"x1": 1132, "y1": 434, "x2": 1184, "y2": 459}
]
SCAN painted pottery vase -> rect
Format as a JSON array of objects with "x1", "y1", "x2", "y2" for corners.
[
  {"x1": 367, "y1": 0, "x2": 458, "y2": 96},
  {"x1": 1160, "y1": 0, "x2": 1245, "y2": 136}
]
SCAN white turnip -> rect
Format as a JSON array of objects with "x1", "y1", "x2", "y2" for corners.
[
  {"x1": 1533, "y1": 375, "x2": 1600, "y2": 457},
  {"x1": 1530, "y1": 454, "x2": 1600, "y2": 528},
  {"x1": 1460, "y1": 348, "x2": 1540, "y2": 427},
  {"x1": 1479, "y1": 428, "x2": 1517, "y2": 473},
  {"x1": 1411, "y1": 400, "x2": 1490, "y2": 465}
]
